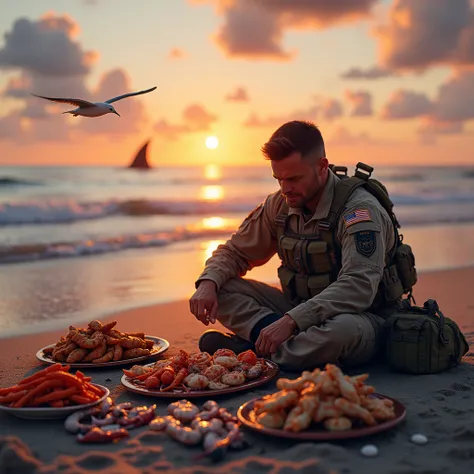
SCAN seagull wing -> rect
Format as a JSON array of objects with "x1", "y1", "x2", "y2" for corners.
[
  {"x1": 31, "y1": 94, "x2": 96, "y2": 108},
  {"x1": 104, "y1": 86, "x2": 157, "y2": 104}
]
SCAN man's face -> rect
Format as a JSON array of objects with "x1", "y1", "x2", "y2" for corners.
[{"x1": 271, "y1": 152, "x2": 328, "y2": 208}]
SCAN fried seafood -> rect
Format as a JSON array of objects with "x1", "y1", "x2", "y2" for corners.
[
  {"x1": 252, "y1": 363, "x2": 396, "y2": 433},
  {"x1": 123, "y1": 348, "x2": 269, "y2": 392},
  {"x1": 42, "y1": 320, "x2": 158, "y2": 364}
]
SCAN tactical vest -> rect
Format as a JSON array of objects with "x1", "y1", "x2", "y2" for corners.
[{"x1": 275, "y1": 162, "x2": 417, "y2": 311}]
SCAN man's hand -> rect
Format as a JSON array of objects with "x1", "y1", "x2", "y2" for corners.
[
  {"x1": 189, "y1": 280, "x2": 218, "y2": 326},
  {"x1": 255, "y1": 314, "x2": 297, "y2": 357}
]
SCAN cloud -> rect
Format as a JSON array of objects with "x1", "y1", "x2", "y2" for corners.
[
  {"x1": 0, "y1": 14, "x2": 98, "y2": 76},
  {"x1": 191, "y1": 0, "x2": 378, "y2": 60},
  {"x1": 153, "y1": 103, "x2": 218, "y2": 140},
  {"x1": 345, "y1": 90, "x2": 373, "y2": 116},
  {"x1": 0, "y1": 13, "x2": 152, "y2": 144},
  {"x1": 168, "y1": 47, "x2": 188, "y2": 60},
  {"x1": 374, "y1": 0, "x2": 474, "y2": 71},
  {"x1": 380, "y1": 90, "x2": 433, "y2": 119},
  {"x1": 417, "y1": 120, "x2": 464, "y2": 145},
  {"x1": 433, "y1": 70, "x2": 474, "y2": 122},
  {"x1": 243, "y1": 97, "x2": 343, "y2": 128},
  {"x1": 326, "y1": 125, "x2": 390, "y2": 147},
  {"x1": 340, "y1": 66, "x2": 394, "y2": 80},
  {"x1": 214, "y1": 2, "x2": 294, "y2": 60},
  {"x1": 225, "y1": 86, "x2": 250, "y2": 102}
]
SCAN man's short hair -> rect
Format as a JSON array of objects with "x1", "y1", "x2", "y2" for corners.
[{"x1": 261, "y1": 120, "x2": 326, "y2": 161}]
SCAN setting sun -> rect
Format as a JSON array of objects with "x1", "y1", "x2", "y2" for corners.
[{"x1": 205, "y1": 136, "x2": 219, "y2": 149}]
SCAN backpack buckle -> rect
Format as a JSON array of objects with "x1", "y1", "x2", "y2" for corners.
[{"x1": 354, "y1": 162, "x2": 373, "y2": 181}]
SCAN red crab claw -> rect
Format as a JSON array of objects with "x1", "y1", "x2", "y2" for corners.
[{"x1": 77, "y1": 426, "x2": 129, "y2": 444}]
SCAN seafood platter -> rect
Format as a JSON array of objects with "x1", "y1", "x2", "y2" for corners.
[
  {"x1": 120, "y1": 348, "x2": 280, "y2": 397},
  {"x1": 0, "y1": 319, "x2": 409, "y2": 462},
  {"x1": 36, "y1": 319, "x2": 169, "y2": 367},
  {"x1": 0, "y1": 363, "x2": 109, "y2": 419},
  {"x1": 238, "y1": 363, "x2": 406, "y2": 440}
]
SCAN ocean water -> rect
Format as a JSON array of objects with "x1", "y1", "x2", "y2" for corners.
[{"x1": 1, "y1": 164, "x2": 474, "y2": 337}]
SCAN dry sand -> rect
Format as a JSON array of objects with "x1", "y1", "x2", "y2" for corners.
[{"x1": 0, "y1": 267, "x2": 473, "y2": 474}]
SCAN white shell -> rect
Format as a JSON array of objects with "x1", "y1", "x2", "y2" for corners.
[
  {"x1": 410, "y1": 433, "x2": 428, "y2": 445},
  {"x1": 361, "y1": 444, "x2": 379, "y2": 457}
]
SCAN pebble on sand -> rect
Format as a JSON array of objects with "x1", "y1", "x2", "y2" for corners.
[
  {"x1": 410, "y1": 433, "x2": 428, "y2": 445},
  {"x1": 360, "y1": 444, "x2": 379, "y2": 457}
]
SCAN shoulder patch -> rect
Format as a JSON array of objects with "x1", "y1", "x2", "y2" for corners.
[
  {"x1": 343, "y1": 208, "x2": 372, "y2": 228},
  {"x1": 354, "y1": 230, "x2": 376, "y2": 257}
]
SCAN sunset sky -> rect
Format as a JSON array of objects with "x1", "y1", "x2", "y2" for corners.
[{"x1": 1, "y1": 0, "x2": 474, "y2": 167}]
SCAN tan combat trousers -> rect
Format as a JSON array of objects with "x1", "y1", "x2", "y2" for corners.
[{"x1": 216, "y1": 277, "x2": 386, "y2": 371}]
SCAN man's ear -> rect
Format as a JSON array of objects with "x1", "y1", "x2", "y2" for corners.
[{"x1": 319, "y1": 157, "x2": 329, "y2": 171}]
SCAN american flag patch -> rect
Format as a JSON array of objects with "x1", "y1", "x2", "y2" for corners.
[{"x1": 343, "y1": 209, "x2": 371, "y2": 227}]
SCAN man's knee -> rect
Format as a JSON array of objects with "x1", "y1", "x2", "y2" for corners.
[{"x1": 272, "y1": 313, "x2": 374, "y2": 370}]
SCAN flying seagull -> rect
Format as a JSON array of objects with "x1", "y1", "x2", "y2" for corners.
[{"x1": 31, "y1": 86, "x2": 157, "y2": 118}]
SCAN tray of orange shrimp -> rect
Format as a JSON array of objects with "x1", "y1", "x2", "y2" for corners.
[
  {"x1": 120, "y1": 348, "x2": 279, "y2": 398},
  {"x1": 237, "y1": 363, "x2": 406, "y2": 440},
  {"x1": 36, "y1": 320, "x2": 169, "y2": 368}
]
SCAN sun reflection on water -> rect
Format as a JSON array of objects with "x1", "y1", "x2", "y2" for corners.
[
  {"x1": 204, "y1": 164, "x2": 221, "y2": 180},
  {"x1": 201, "y1": 185, "x2": 223, "y2": 201},
  {"x1": 202, "y1": 240, "x2": 225, "y2": 262}
]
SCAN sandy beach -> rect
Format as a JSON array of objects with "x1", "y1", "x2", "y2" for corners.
[{"x1": 0, "y1": 267, "x2": 473, "y2": 474}]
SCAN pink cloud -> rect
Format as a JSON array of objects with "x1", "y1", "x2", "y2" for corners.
[
  {"x1": 225, "y1": 86, "x2": 250, "y2": 102},
  {"x1": 374, "y1": 0, "x2": 474, "y2": 71},
  {"x1": 168, "y1": 47, "x2": 188, "y2": 60},
  {"x1": 345, "y1": 90, "x2": 373, "y2": 117},
  {"x1": 153, "y1": 103, "x2": 218, "y2": 140},
  {"x1": 380, "y1": 90, "x2": 433, "y2": 119},
  {"x1": 191, "y1": 0, "x2": 378, "y2": 60}
]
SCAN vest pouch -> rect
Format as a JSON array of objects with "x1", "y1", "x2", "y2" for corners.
[
  {"x1": 278, "y1": 236, "x2": 299, "y2": 272},
  {"x1": 384, "y1": 299, "x2": 469, "y2": 374},
  {"x1": 277, "y1": 266, "x2": 297, "y2": 301},
  {"x1": 307, "y1": 274, "x2": 331, "y2": 298},
  {"x1": 394, "y1": 242, "x2": 418, "y2": 292},
  {"x1": 382, "y1": 264, "x2": 404, "y2": 303},
  {"x1": 306, "y1": 241, "x2": 332, "y2": 273}
]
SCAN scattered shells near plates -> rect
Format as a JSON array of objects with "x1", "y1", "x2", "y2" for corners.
[
  {"x1": 360, "y1": 444, "x2": 379, "y2": 457},
  {"x1": 410, "y1": 433, "x2": 428, "y2": 445}
]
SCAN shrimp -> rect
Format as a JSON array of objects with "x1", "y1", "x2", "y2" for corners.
[
  {"x1": 92, "y1": 348, "x2": 114, "y2": 364},
  {"x1": 184, "y1": 374, "x2": 209, "y2": 390},
  {"x1": 203, "y1": 364, "x2": 229, "y2": 381},
  {"x1": 283, "y1": 406, "x2": 312, "y2": 432},
  {"x1": 213, "y1": 356, "x2": 240, "y2": 370},
  {"x1": 213, "y1": 349, "x2": 237, "y2": 359},
  {"x1": 326, "y1": 364, "x2": 360, "y2": 404},
  {"x1": 82, "y1": 340, "x2": 107, "y2": 362},
  {"x1": 221, "y1": 371, "x2": 246, "y2": 386},
  {"x1": 66, "y1": 348, "x2": 89, "y2": 363},
  {"x1": 120, "y1": 336, "x2": 147, "y2": 350},
  {"x1": 246, "y1": 362, "x2": 264, "y2": 380},
  {"x1": 149, "y1": 415, "x2": 174, "y2": 431},
  {"x1": 170, "y1": 401, "x2": 200, "y2": 423},
  {"x1": 324, "y1": 417, "x2": 352, "y2": 431},
  {"x1": 113, "y1": 344, "x2": 123, "y2": 361},
  {"x1": 333, "y1": 398, "x2": 376, "y2": 426},
  {"x1": 166, "y1": 420, "x2": 203, "y2": 446},
  {"x1": 70, "y1": 329, "x2": 105, "y2": 349},
  {"x1": 88, "y1": 320, "x2": 103, "y2": 332},
  {"x1": 254, "y1": 390, "x2": 299, "y2": 414},
  {"x1": 256, "y1": 410, "x2": 287, "y2": 429},
  {"x1": 313, "y1": 400, "x2": 342, "y2": 423}
]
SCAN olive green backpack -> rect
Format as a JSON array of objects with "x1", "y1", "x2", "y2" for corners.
[{"x1": 384, "y1": 298, "x2": 469, "y2": 374}]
